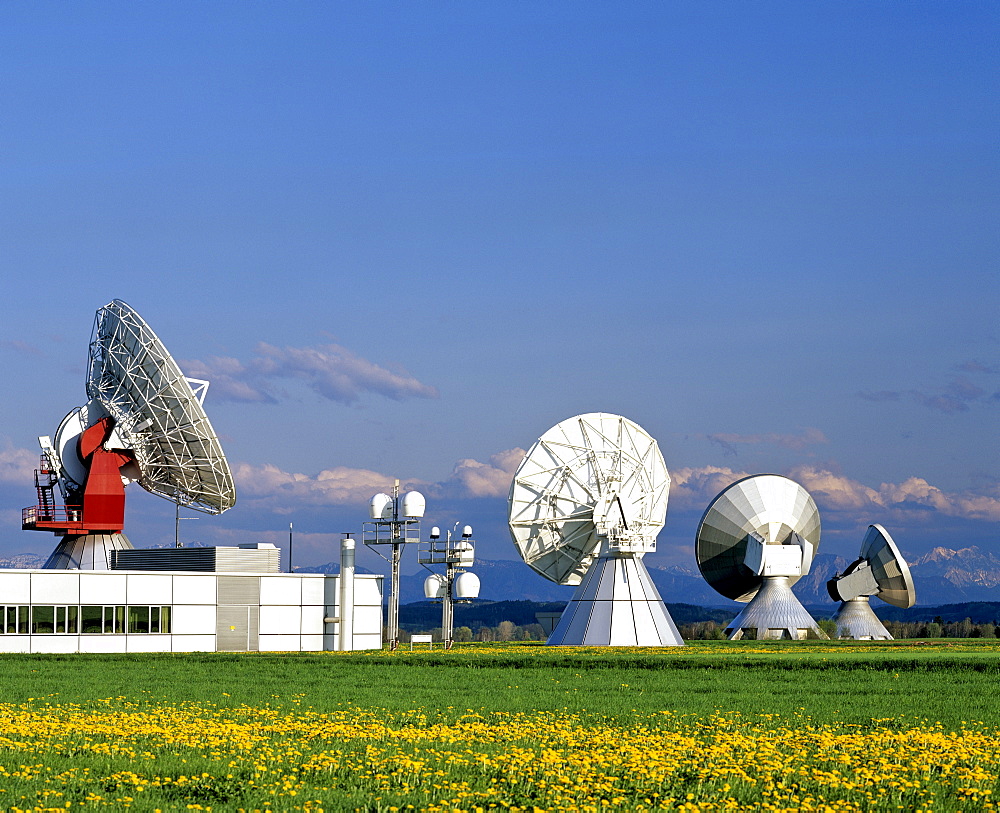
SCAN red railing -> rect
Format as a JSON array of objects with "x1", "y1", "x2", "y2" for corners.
[{"x1": 22, "y1": 505, "x2": 84, "y2": 528}]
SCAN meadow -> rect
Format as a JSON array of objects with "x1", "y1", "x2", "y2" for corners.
[{"x1": 1, "y1": 640, "x2": 999, "y2": 811}]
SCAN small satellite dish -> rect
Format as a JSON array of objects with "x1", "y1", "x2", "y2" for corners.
[
  {"x1": 828, "y1": 524, "x2": 915, "y2": 640},
  {"x1": 696, "y1": 474, "x2": 827, "y2": 640},
  {"x1": 508, "y1": 413, "x2": 683, "y2": 646},
  {"x1": 23, "y1": 299, "x2": 236, "y2": 569}
]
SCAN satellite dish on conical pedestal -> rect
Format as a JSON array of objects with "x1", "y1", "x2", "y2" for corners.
[
  {"x1": 828, "y1": 524, "x2": 915, "y2": 640},
  {"x1": 22, "y1": 300, "x2": 236, "y2": 569},
  {"x1": 43, "y1": 532, "x2": 134, "y2": 569},
  {"x1": 508, "y1": 413, "x2": 683, "y2": 647},
  {"x1": 696, "y1": 474, "x2": 827, "y2": 641}
]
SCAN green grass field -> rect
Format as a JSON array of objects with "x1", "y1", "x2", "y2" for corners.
[{"x1": 1, "y1": 640, "x2": 999, "y2": 811}]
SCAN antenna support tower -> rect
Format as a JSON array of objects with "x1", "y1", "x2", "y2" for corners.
[
  {"x1": 363, "y1": 480, "x2": 423, "y2": 650},
  {"x1": 419, "y1": 524, "x2": 478, "y2": 649}
]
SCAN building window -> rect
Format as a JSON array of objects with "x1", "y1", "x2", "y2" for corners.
[
  {"x1": 0, "y1": 606, "x2": 29, "y2": 635},
  {"x1": 32, "y1": 606, "x2": 54, "y2": 634},
  {"x1": 126, "y1": 606, "x2": 171, "y2": 634},
  {"x1": 5, "y1": 605, "x2": 173, "y2": 635},
  {"x1": 60, "y1": 606, "x2": 78, "y2": 634},
  {"x1": 147, "y1": 606, "x2": 171, "y2": 634},
  {"x1": 27, "y1": 606, "x2": 78, "y2": 634},
  {"x1": 81, "y1": 606, "x2": 102, "y2": 634},
  {"x1": 79, "y1": 605, "x2": 171, "y2": 634},
  {"x1": 128, "y1": 606, "x2": 149, "y2": 634}
]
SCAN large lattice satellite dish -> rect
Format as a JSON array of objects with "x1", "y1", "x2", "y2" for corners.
[
  {"x1": 696, "y1": 474, "x2": 827, "y2": 640},
  {"x1": 508, "y1": 413, "x2": 684, "y2": 646},
  {"x1": 85, "y1": 300, "x2": 236, "y2": 512},
  {"x1": 827, "y1": 524, "x2": 915, "y2": 640},
  {"x1": 23, "y1": 299, "x2": 236, "y2": 569}
]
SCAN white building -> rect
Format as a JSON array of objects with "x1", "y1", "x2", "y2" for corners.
[{"x1": 0, "y1": 566, "x2": 383, "y2": 654}]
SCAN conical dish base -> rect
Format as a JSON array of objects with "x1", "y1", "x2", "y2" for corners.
[
  {"x1": 832, "y1": 596, "x2": 892, "y2": 640},
  {"x1": 547, "y1": 551, "x2": 684, "y2": 646},
  {"x1": 726, "y1": 575, "x2": 827, "y2": 640},
  {"x1": 43, "y1": 532, "x2": 134, "y2": 570}
]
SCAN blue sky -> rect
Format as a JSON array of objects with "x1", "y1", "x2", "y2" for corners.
[{"x1": 1, "y1": 2, "x2": 997, "y2": 585}]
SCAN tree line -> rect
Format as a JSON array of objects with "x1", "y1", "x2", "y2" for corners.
[
  {"x1": 399, "y1": 622, "x2": 548, "y2": 643},
  {"x1": 678, "y1": 617, "x2": 1000, "y2": 640},
  {"x1": 402, "y1": 615, "x2": 1000, "y2": 643},
  {"x1": 881, "y1": 617, "x2": 998, "y2": 639}
]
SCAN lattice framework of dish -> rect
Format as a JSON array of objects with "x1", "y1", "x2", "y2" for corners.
[{"x1": 508, "y1": 412, "x2": 669, "y2": 585}]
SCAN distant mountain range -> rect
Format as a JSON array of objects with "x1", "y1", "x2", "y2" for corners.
[
  {"x1": 296, "y1": 546, "x2": 1000, "y2": 608},
  {"x1": 669, "y1": 546, "x2": 1000, "y2": 608},
  {"x1": 643, "y1": 546, "x2": 1000, "y2": 609},
  {"x1": 5, "y1": 545, "x2": 1000, "y2": 609},
  {"x1": 904, "y1": 546, "x2": 1000, "y2": 604},
  {"x1": 0, "y1": 553, "x2": 46, "y2": 569}
]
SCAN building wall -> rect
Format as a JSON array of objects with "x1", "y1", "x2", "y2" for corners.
[{"x1": 0, "y1": 570, "x2": 383, "y2": 653}]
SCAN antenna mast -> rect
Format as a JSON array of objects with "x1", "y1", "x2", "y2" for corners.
[
  {"x1": 364, "y1": 479, "x2": 423, "y2": 650},
  {"x1": 419, "y1": 523, "x2": 479, "y2": 648}
]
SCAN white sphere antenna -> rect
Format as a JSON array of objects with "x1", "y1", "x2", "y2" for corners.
[
  {"x1": 401, "y1": 490, "x2": 426, "y2": 518},
  {"x1": 370, "y1": 493, "x2": 393, "y2": 520},
  {"x1": 453, "y1": 571, "x2": 480, "y2": 600},
  {"x1": 424, "y1": 572, "x2": 447, "y2": 599}
]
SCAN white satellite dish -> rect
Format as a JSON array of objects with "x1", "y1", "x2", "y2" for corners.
[
  {"x1": 827, "y1": 524, "x2": 915, "y2": 640},
  {"x1": 696, "y1": 474, "x2": 827, "y2": 640},
  {"x1": 24, "y1": 299, "x2": 236, "y2": 569},
  {"x1": 85, "y1": 299, "x2": 236, "y2": 513},
  {"x1": 508, "y1": 413, "x2": 684, "y2": 647}
]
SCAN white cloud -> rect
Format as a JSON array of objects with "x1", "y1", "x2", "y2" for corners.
[
  {"x1": 669, "y1": 465, "x2": 750, "y2": 510},
  {"x1": 181, "y1": 356, "x2": 275, "y2": 403},
  {"x1": 233, "y1": 462, "x2": 427, "y2": 511},
  {"x1": 233, "y1": 448, "x2": 528, "y2": 510},
  {"x1": 789, "y1": 465, "x2": 1000, "y2": 523},
  {"x1": 667, "y1": 463, "x2": 1000, "y2": 525},
  {"x1": 787, "y1": 465, "x2": 881, "y2": 512},
  {"x1": 179, "y1": 341, "x2": 438, "y2": 405},
  {"x1": 0, "y1": 444, "x2": 38, "y2": 485},
  {"x1": 10, "y1": 422, "x2": 996, "y2": 532},
  {"x1": 446, "y1": 448, "x2": 526, "y2": 498}
]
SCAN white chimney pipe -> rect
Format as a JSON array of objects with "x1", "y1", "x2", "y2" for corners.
[{"x1": 339, "y1": 537, "x2": 355, "y2": 651}]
